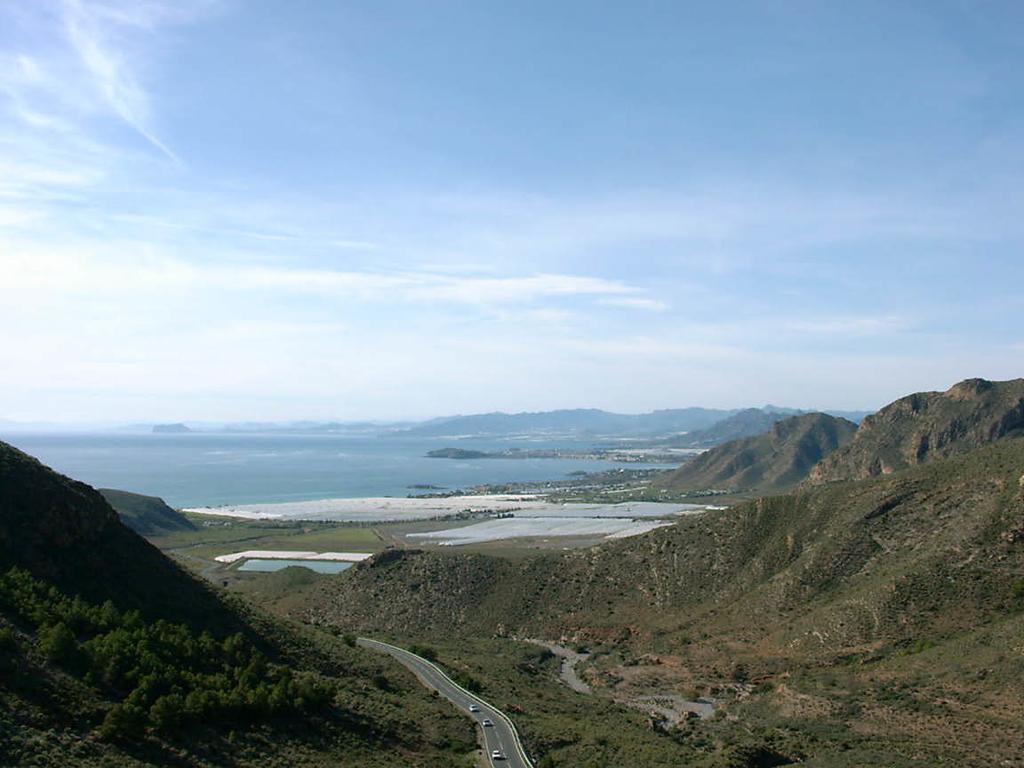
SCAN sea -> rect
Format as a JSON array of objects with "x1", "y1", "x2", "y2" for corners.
[{"x1": 0, "y1": 432, "x2": 675, "y2": 509}]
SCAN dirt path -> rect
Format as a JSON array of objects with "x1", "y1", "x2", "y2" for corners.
[{"x1": 523, "y1": 639, "x2": 592, "y2": 694}]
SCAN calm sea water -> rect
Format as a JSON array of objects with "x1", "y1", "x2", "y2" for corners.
[
  {"x1": 1, "y1": 432, "x2": 673, "y2": 508},
  {"x1": 237, "y1": 559, "x2": 353, "y2": 574}
]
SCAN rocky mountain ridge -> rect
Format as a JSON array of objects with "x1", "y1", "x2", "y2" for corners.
[{"x1": 807, "y1": 377, "x2": 1024, "y2": 484}]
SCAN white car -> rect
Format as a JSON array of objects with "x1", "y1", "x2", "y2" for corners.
[
  {"x1": 481, "y1": 718, "x2": 494, "y2": 727},
  {"x1": 491, "y1": 749, "x2": 505, "y2": 760},
  {"x1": 468, "y1": 704, "x2": 480, "y2": 713}
]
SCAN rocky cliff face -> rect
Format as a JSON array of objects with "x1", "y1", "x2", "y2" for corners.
[{"x1": 807, "y1": 377, "x2": 1024, "y2": 484}]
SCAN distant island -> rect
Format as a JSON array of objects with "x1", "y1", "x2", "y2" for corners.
[
  {"x1": 425, "y1": 448, "x2": 492, "y2": 459},
  {"x1": 152, "y1": 423, "x2": 192, "y2": 434}
]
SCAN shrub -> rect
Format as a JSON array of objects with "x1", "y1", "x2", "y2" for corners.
[
  {"x1": 1009, "y1": 578, "x2": 1024, "y2": 602},
  {"x1": 38, "y1": 622, "x2": 81, "y2": 667},
  {"x1": 99, "y1": 703, "x2": 147, "y2": 740},
  {"x1": 0, "y1": 625, "x2": 16, "y2": 650},
  {"x1": 408, "y1": 643, "x2": 438, "y2": 661},
  {"x1": 907, "y1": 639, "x2": 935, "y2": 655}
]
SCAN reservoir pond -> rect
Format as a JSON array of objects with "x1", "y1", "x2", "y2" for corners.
[{"x1": 237, "y1": 559, "x2": 354, "y2": 574}]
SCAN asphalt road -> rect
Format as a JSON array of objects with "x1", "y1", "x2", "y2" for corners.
[{"x1": 358, "y1": 637, "x2": 532, "y2": 768}]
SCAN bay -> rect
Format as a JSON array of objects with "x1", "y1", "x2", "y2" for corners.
[{"x1": 0, "y1": 432, "x2": 674, "y2": 508}]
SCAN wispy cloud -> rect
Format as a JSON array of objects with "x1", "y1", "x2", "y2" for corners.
[
  {"x1": 0, "y1": 242, "x2": 652, "y2": 308},
  {"x1": 0, "y1": 1, "x2": 214, "y2": 219},
  {"x1": 59, "y1": 0, "x2": 185, "y2": 162},
  {"x1": 598, "y1": 296, "x2": 669, "y2": 312},
  {"x1": 785, "y1": 315, "x2": 912, "y2": 337}
]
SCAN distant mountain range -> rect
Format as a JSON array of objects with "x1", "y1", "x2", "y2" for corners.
[
  {"x1": 400, "y1": 407, "x2": 737, "y2": 438},
  {"x1": 663, "y1": 407, "x2": 800, "y2": 448},
  {"x1": 4, "y1": 405, "x2": 873, "y2": 440},
  {"x1": 394, "y1": 405, "x2": 871, "y2": 440}
]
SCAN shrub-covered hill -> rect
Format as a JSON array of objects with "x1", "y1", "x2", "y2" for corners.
[
  {"x1": 98, "y1": 488, "x2": 196, "y2": 537},
  {"x1": 653, "y1": 412, "x2": 857, "y2": 494},
  {"x1": 294, "y1": 438, "x2": 1024, "y2": 767},
  {"x1": 0, "y1": 441, "x2": 476, "y2": 766},
  {"x1": 303, "y1": 436, "x2": 1024, "y2": 653},
  {"x1": 808, "y1": 376, "x2": 1024, "y2": 484}
]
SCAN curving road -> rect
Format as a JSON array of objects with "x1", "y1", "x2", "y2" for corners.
[{"x1": 357, "y1": 637, "x2": 532, "y2": 768}]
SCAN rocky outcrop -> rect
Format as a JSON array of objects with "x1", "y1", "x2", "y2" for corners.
[{"x1": 807, "y1": 378, "x2": 1024, "y2": 484}]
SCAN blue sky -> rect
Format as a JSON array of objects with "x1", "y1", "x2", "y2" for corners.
[{"x1": 1, "y1": 0, "x2": 1022, "y2": 422}]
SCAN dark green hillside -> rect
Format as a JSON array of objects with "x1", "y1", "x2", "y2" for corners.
[
  {"x1": 99, "y1": 488, "x2": 196, "y2": 536},
  {"x1": 0, "y1": 441, "x2": 476, "y2": 766},
  {"x1": 808, "y1": 377, "x2": 1024, "y2": 484},
  {"x1": 0, "y1": 441, "x2": 232, "y2": 630},
  {"x1": 653, "y1": 412, "x2": 857, "y2": 494}
]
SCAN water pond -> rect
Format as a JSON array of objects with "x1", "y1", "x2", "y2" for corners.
[{"x1": 237, "y1": 559, "x2": 354, "y2": 574}]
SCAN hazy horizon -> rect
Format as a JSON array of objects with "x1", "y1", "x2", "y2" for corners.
[
  {"x1": 0, "y1": 399, "x2": 877, "y2": 431},
  {"x1": 3, "y1": 1, "x2": 1022, "y2": 423}
]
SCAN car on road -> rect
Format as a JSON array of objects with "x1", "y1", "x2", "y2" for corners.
[
  {"x1": 468, "y1": 704, "x2": 480, "y2": 713},
  {"x1": 481, "y1": 718, "x2": 494, "y2": 727},
  {"x1": 491, "y1": 749, "x2": 505, "y2": 760}
]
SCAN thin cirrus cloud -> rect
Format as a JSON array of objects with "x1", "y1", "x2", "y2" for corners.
[
  {"x1": 598, "y1": 297, "x2": 670, "y2": 312},
  {"x1": 0, "y1": 244, "x2": 655, "y2": 309},
  {"x1": 57, "y1": 0, "x2": 207, "y2": 163},
  {"x1": 784, "y1": 316, "x2": 913, "y2": 337}
]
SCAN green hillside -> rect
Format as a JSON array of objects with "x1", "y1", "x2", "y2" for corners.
[
  {"x1": 98, "y1": 488, "x2": 196, "y2": 537},
  {"x1": 0, "y1": 441, "x2": 476, "y2": 766},
  {"x1": 808, "y1": 377, "x2": 1024, "y2": 484},
  {"x1": 653, "y1": 412, "x2": 857, "y2": 494}
]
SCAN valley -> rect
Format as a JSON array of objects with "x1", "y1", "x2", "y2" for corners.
[
  {"x1": 5, "y1": 4, "x2": 1019, "y2": 764},
  {"x1": 4, "y1": 378, "x2": 1024, "y2": 766}
]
